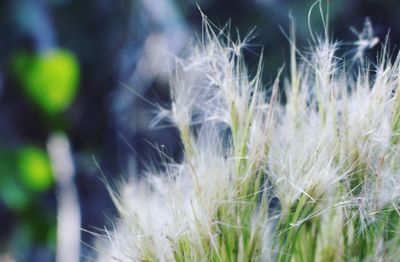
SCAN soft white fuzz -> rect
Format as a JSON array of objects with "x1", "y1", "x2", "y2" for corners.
[{"x1": 97, "y1": 7, "x2": 400, "y2": 262}]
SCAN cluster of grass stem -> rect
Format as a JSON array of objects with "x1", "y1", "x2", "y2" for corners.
[{"x1": 97, "y1": 4, "x2": 400, "y2": 262}]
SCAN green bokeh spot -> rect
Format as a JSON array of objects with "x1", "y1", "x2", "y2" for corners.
[
  {"x1": 17, "y1": 147, "x2": 53, "y2": 191},
  {"x1": 13, "y1": 49, "x2": 80, "y2": 115}
]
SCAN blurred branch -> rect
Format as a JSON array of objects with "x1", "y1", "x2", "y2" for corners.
[{"x1": 47, "y1": 133, "x2": 80, "y2": 262}]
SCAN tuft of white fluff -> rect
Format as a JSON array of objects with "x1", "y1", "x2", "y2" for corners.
[{"x1": 96, "y1": 6, "x2": 400, "y2": 262}]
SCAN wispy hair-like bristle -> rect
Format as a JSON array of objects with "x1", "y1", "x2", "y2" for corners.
[{"x1": 96, "y1": 2, "x2": 400, "y2": 261}]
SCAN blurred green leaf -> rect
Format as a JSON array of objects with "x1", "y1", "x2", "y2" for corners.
[
  {"x1": 17, "y1": 147, "x2": 53, "y2": 191},
  {"x1": 13, "y1": 49, "x2": 80, "y2": 115},
  {"x1": 0, "y1": 151, "x2": 29, "y2": 210}
]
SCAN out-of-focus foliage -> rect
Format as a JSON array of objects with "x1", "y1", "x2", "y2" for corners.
[
  {"x1": 0, "y1": 146, "x2": 53, "y2": 211},
  {"x1": 12, "y1": 49, "x2": 79, "y2": 115},
  {"x1": 0, "y1": 151, "x2": 29, "y2": 211},
  {"x1": 17, "y1": 147, "x2": 53, "y2": 192},
  {"x1": 0, "y1": 146, "x2": 56, "y2": 260}
]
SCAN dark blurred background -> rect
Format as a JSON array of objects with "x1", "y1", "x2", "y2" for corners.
[{"x1": 0, "y1": 0, "x2": 398, "y2": 261}]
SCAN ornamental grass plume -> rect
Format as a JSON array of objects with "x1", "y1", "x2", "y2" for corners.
[{"x1": 96, "y1": 2, "x2": 400, "y2": 261}]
